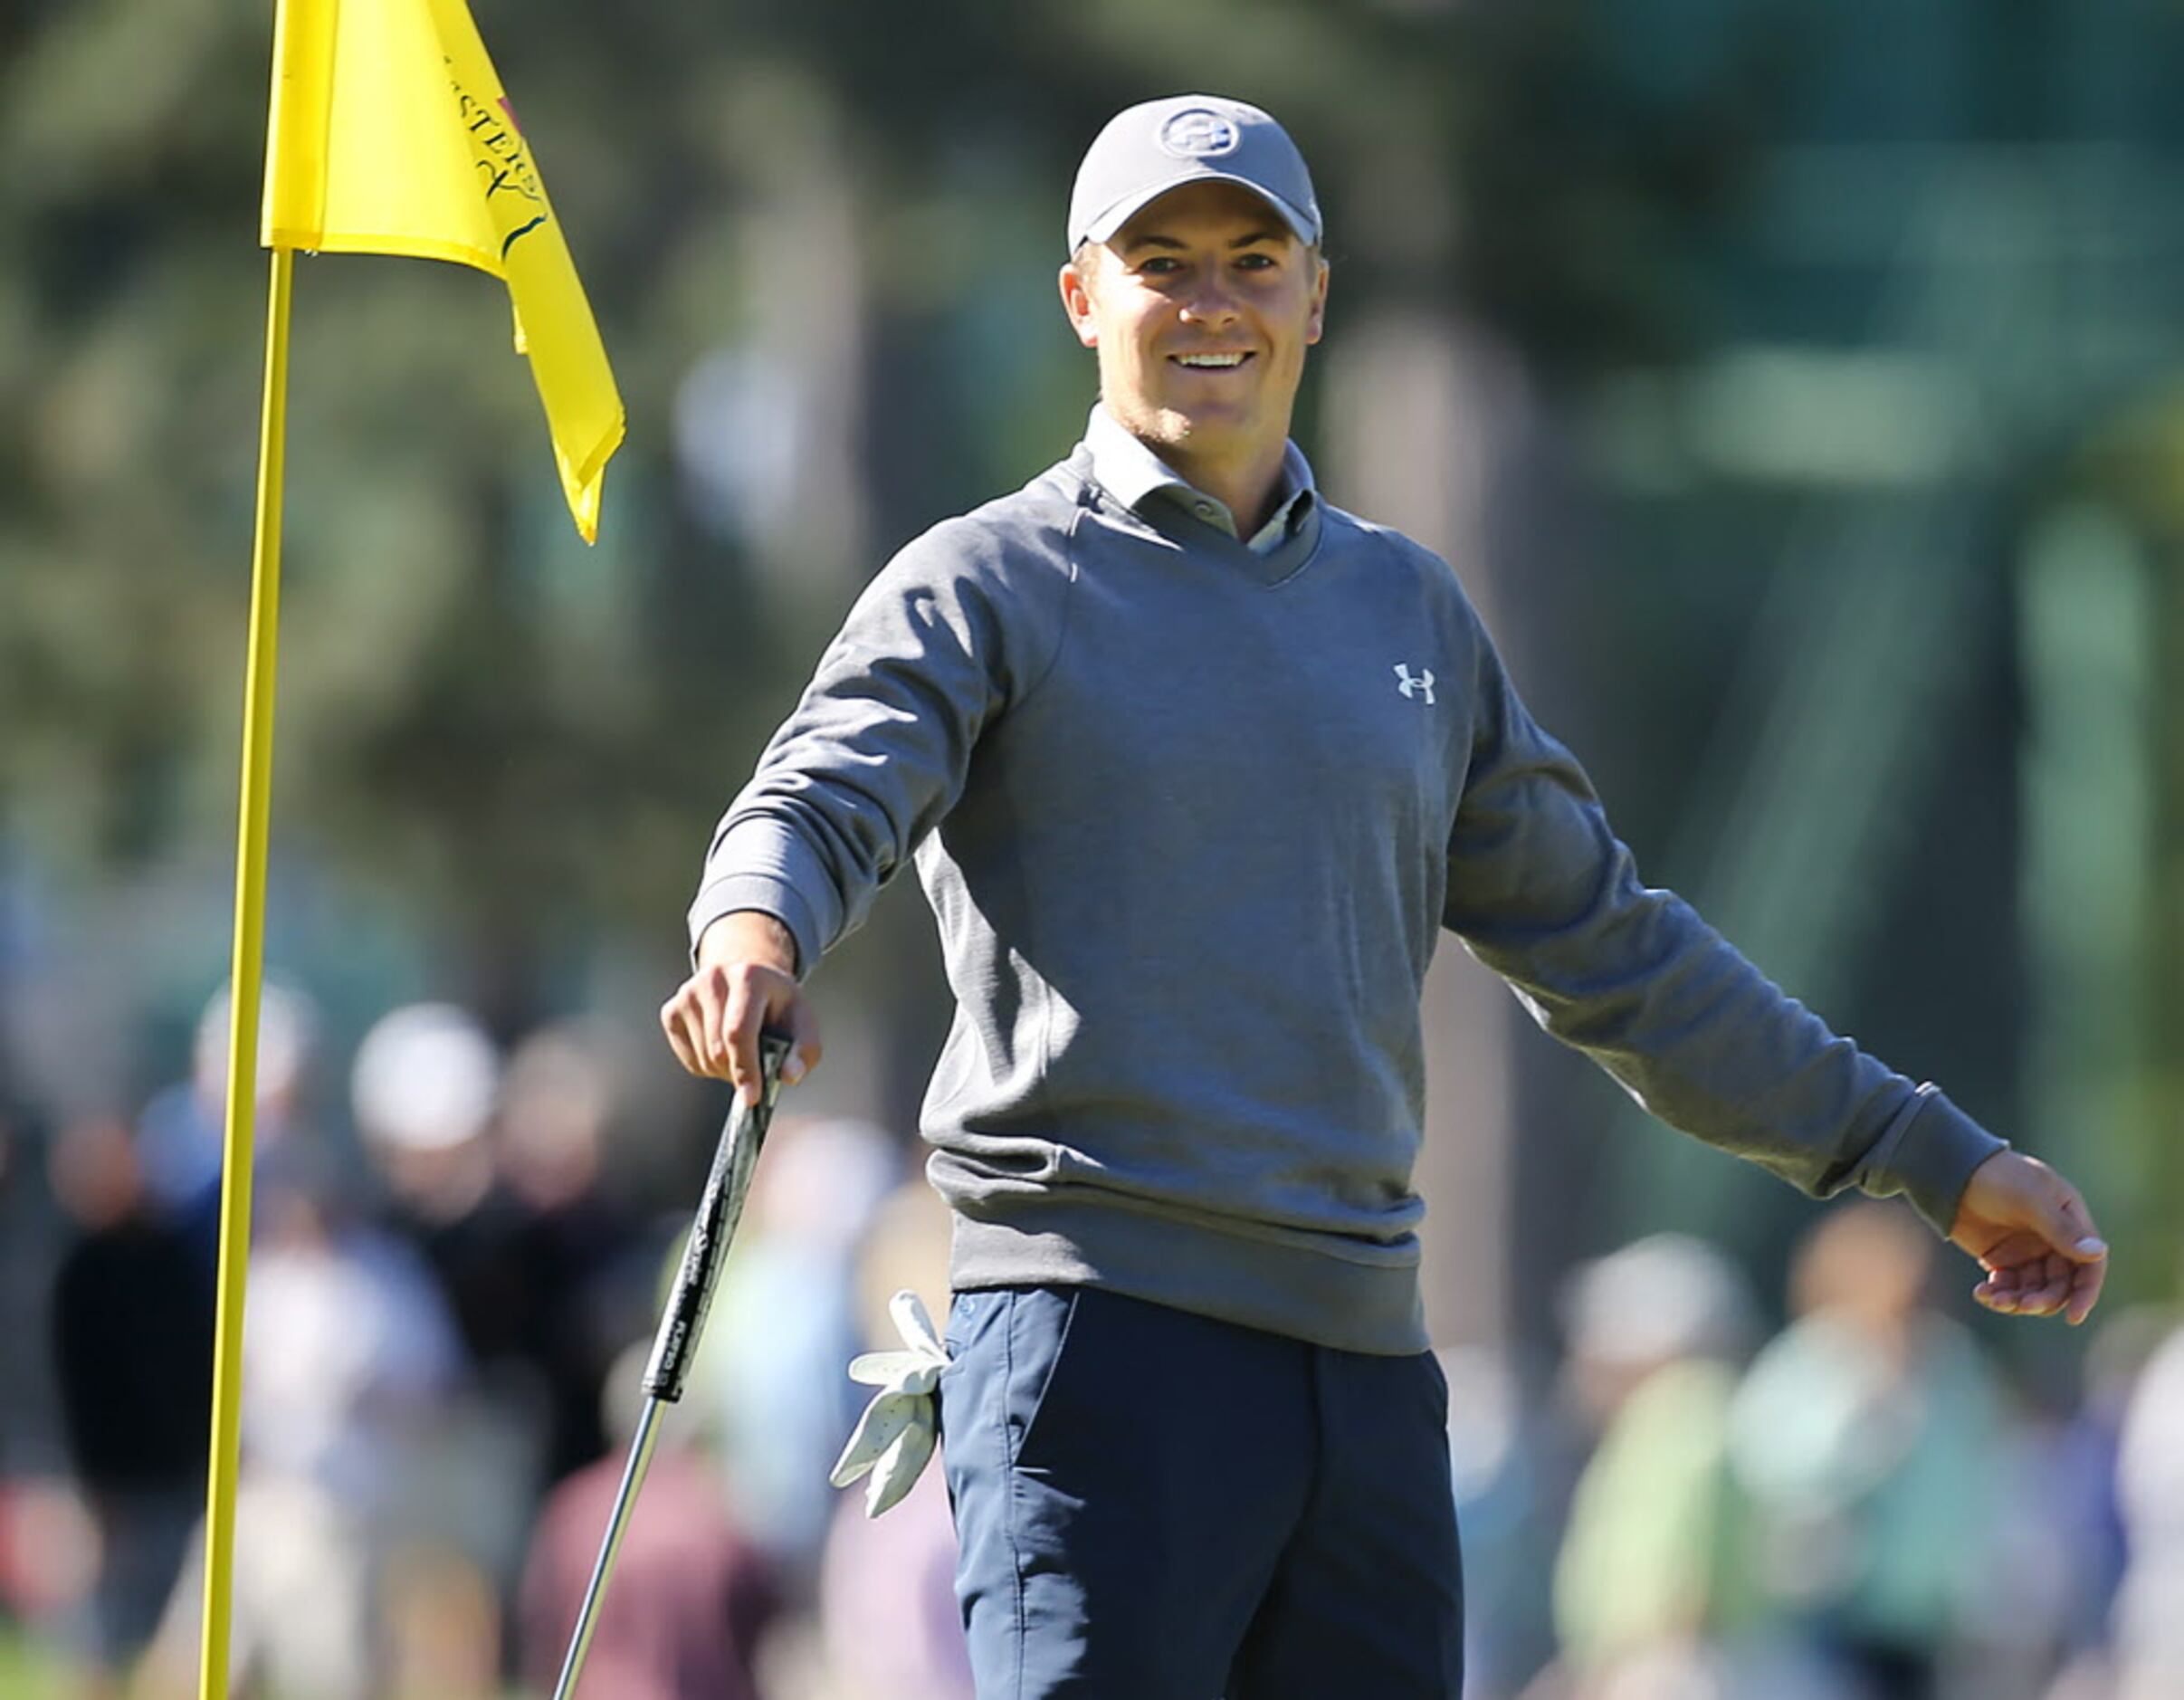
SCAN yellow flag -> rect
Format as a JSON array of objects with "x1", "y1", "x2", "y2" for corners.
[{"x1": 262, "y1": 0, "x2": 625, "y2": 541}]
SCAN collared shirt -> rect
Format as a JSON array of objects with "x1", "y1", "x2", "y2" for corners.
[{"x1": 1082, "y1": 405, "x2": 1317, "y2": 556}]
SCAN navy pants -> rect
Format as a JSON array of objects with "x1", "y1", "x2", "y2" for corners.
[{"x1": 937, "y1": 1285, "x2": 1464, "y2": 1699}]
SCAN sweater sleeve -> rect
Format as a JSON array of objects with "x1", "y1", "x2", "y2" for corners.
[
  {"x1": 1441, "y1": 622, "x2": 2004, "y2": 1237},
  {"x1": 687, "y1": 519, "x2": 1063, "y2": 975}
]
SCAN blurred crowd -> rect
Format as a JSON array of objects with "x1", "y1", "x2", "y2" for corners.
[
  {"x1": 1464, "y1": 1220, "x2": 2184, "y2": 1700},
  {"x1": 0, "y1": 988, "x2": 2179, "y2": 1700}
]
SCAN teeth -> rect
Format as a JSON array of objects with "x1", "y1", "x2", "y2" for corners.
[{"x1": 1177, "y1": 353, "x2": 1246, "y2": 368}]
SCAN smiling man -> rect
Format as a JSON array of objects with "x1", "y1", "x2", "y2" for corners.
[
  {"x1": 1058, "y1": 141, "x2": 1327, "y2": 540},
  {"x1": 661, "y1": 94, "x2": 2108, "y2": 1697}
]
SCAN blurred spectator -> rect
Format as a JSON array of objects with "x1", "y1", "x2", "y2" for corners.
[
  {"x1": 141, "y1": 1144, "x2": 463, "y2": 1699},
  {"x1": 0, "y1": 1094, "x2": 54, "y2": 1471},
  {"x1": 354, "y1": 1002, "x2": 501, "y2": 1236},
  {"x1": 44, "y1": 1113, "x2": 213, "y2": 1697},
  {"x1": 355, "y1": 1002, "x2": 523, "y2": 1403},
  {"x1": 354, "y1": 1010, "x2": 658, "y2": 1685},
  {"x1": 133, "y1": 980, "x2": 319, "y2": 1269},
  {"x1": 1728, "y1": 1203, "x2": 2006, "y2": 1700},
  {"x1": 0, "y1": 1087, "x2": 78, "y2": 1638},
  {"x1": 693, "y1": 1115, "x2": 899, "y2": 1585},
  {"x1": 351, "y1": 1001, "x2": 529, "y2": 1691},
  {"x1": 2112, "y1": 1304, "x2": 2184, "y2": 1700},
  {"x1": 815, "y1": 1176, "x2": 971, "y2": 1700},
  {"x1": 519, "y1": 1342, "x2": 779, "y2": 1700},
  {"x1": 1550, "y1": 1233, "x2": 1768, "y2": 1697},
  {"x1": 2049, "y1": 1313, "x2": 2151, "y2": 1655},
  {"x1": 241, "y1": 1149, "x2": 462, "y2": 1542},
  {"x1": 2018, "y1": 1307, "x2": 2167, "y2": 1700},
  {"x1": 1440, "y1": 1343, "x2": 1575, "y2": 1699},
  {"x1": 497, "y1": 1020, "x2": 653, "y2": 1487}
]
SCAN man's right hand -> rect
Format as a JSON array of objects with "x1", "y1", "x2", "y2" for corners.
[
  {"x1": 660, "y1": 911, "x2": 824, "y2": 1105},
  {"x1": 1949, "y1": 1149, "x2": 2108, "y2": 1327}
]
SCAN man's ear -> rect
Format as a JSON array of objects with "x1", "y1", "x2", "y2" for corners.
[
  {"x1": 1059, "y1": 259, "x2": 1100, "y2": 349},
  {"x1": 1304, "y1": 253, "x2": 1330, "y2": 347}
]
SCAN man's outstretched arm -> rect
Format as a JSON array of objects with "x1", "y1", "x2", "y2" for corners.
[{"x1": 1445, "y1": 622, "x2": 2108, "y2": 1324}]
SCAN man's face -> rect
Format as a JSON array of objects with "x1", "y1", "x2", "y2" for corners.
[{"x1": 1060, "y1": 179, "x2": 1328, "y2": 462}]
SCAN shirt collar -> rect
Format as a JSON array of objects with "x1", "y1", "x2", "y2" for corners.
[{"x1": 1082, "y1": 404, "x2": 1317, "y2": 554}]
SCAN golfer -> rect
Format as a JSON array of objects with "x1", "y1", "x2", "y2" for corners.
[{"x1": 662, "y1": 94, "x2": 2108, "y2": 1697}]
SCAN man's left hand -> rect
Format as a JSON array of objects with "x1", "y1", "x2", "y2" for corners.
[{"x1": 1950, "y1": 1150, "x2": 2108, "y2": 1326}]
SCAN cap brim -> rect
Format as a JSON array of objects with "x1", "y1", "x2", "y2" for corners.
[{"x1": 1076, "y1": 174, "x2": 1319, "y2": 251}]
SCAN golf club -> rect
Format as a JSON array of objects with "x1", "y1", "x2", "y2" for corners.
[{"x1": 549, "y1": 1030, "x2": 791, "y2": 1700}]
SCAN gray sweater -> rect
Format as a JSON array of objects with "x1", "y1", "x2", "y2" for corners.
[{"x1": 689, "y1": 441, "x2": 2005, "y2": 1354}]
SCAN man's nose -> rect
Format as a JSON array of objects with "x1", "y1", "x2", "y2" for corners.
[{"x1": 1178, "y1": 276, "x2": 1240, "y2": 328}]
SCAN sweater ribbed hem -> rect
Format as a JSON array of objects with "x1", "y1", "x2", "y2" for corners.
[
  {"x1": 945, "y1": 1190, "x2": 1428, "y2": 1357},
  {"x1": 1883, "y1": 1084, "x2": 2008, "y2": 1237}
]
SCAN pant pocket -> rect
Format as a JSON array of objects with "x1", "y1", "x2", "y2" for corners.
[{"x1": 1008, "y1": 1285, "x2": 1097, "y2": 1472}]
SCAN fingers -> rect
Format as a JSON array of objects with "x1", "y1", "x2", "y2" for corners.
[
  {"x1": 737, "y1": 985, "x2": 823, "y2": 1102},
  {"x1": 701, "y1": 966, "x2": 732, "y2": 1078},
  {"x1": 1979, "y1": 1253, "x2": 2070, "y2": 1317},
  {"x1": 2033, "y1": 1171, "x2": 2109, "y2": 1325},
  {"x1": 659, "y1": 995, "x2": 706, "y2": 1078},
  {"x1": 2065, "y1": 1254, "x2": 2106, "y2": 1327},
  {"x1": 2009, "y1": 1157, "x2": 2107, "y2": 1262},
  {"x1": 785, "y1": 999, "x2": 824, "y2": 1088},
  {"x1": 714, "y1": 973, "x2": 757, "y2": 1104},
  {"x1": 658, "y1": 969, "x2": 733, "y2": 1084},
  {"x1": 659, "y1": 960, "x2": 823, "y2": 1104},
  {"x1": 1973, "y1": 1238, "x2": 2111, "y2": 1326},
  {"x1": 2047, "y1": 1181, "x2": 2108, "y2": 1264},
  {"x1": 1959, "y1": 1154, "x2": 2111, "y2": 1327}
]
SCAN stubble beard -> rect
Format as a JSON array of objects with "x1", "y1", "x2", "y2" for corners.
[{"x1": 1105, "y1": 378, "x2": 1254, "y2": 462}]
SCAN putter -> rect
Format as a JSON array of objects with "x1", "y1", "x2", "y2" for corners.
[{"x1": 550, "y1": 1031, "x2": 791, "y2": 1700}]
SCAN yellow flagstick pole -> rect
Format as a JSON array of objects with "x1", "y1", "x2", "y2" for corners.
[{"x1": 197, "y1": 244, "x2": 295, "y2": 1700}]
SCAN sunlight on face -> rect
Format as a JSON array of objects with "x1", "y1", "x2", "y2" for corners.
[{"x1": 1060, "y1": 180, "x2": 1328, "y2": 469}]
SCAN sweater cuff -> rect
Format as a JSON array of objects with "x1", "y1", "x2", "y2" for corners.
[
  {"x1": 686, "y1": 817, "x2": 839, "y2": 979},
  {"x1": 1858, "y1": 1083, "x2": 2008, "y2": 1237},
  {"x1": 687, "y1": 878, "x2": 820, "y2": 981}
]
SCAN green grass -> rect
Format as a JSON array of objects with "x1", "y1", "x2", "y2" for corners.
[{"x1": 0, "y1": 1627, "x2": 68, "y2": 1699}]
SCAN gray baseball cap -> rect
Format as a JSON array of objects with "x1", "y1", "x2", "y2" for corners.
[{"x1": 1067, "y1": 95, "x2": 1322, "y2": 254}]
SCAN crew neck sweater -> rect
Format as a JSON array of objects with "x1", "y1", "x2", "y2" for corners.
[{"x1": 689, "y1": 442, "x2": 2005, "y2": 1354}]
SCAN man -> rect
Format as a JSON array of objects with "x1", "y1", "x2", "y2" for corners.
[{"x1": 661, "y1": 94, "x2": 2107, "y2": 1698}]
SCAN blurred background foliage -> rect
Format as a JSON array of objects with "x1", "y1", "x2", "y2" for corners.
[{"x1": 3, "y1": 0, "x2": 2181, "y2": 1338}]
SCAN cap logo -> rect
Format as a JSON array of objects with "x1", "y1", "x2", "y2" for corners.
[{"x1": 1157, "y1": 109, "x2": 1241, "y2": 159}]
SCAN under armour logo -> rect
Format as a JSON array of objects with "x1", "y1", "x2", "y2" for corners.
[
  {"x1": 1157, "y1": 109, "x2": 1242, "y2": 158},
  {"x1": 1394, "y1": 664, "x2": 1435, "y2": 704}
]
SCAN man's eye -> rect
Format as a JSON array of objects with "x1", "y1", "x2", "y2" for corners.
[
  {"x1": 1235, "y1": 253, "x2": 1276, "y2": 271},
  {"x1": 1138, "y1": 257, "x2": 1180, "y2": 275}
]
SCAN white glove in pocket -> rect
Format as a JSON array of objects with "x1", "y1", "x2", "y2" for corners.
[{"x1": 828, "y1": 1289, "x2": 951, "y2": 1517}]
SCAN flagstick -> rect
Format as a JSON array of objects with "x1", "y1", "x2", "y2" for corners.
[{"x1": 197, "y1": 244, "x2": 294, "y2": 1700}]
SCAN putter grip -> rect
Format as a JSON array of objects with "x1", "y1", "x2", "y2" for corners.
[{"x1": 642, "y1": 1031, "x2": 791, "y2": 1403}]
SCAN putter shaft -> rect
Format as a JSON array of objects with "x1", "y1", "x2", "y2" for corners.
[
  {"x1": 549, "y1": 1035, "x2": 788, "y2": 1700},
  {"x1": 549, "y1": 1399, "x2": 664, "y2": 1700}
]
